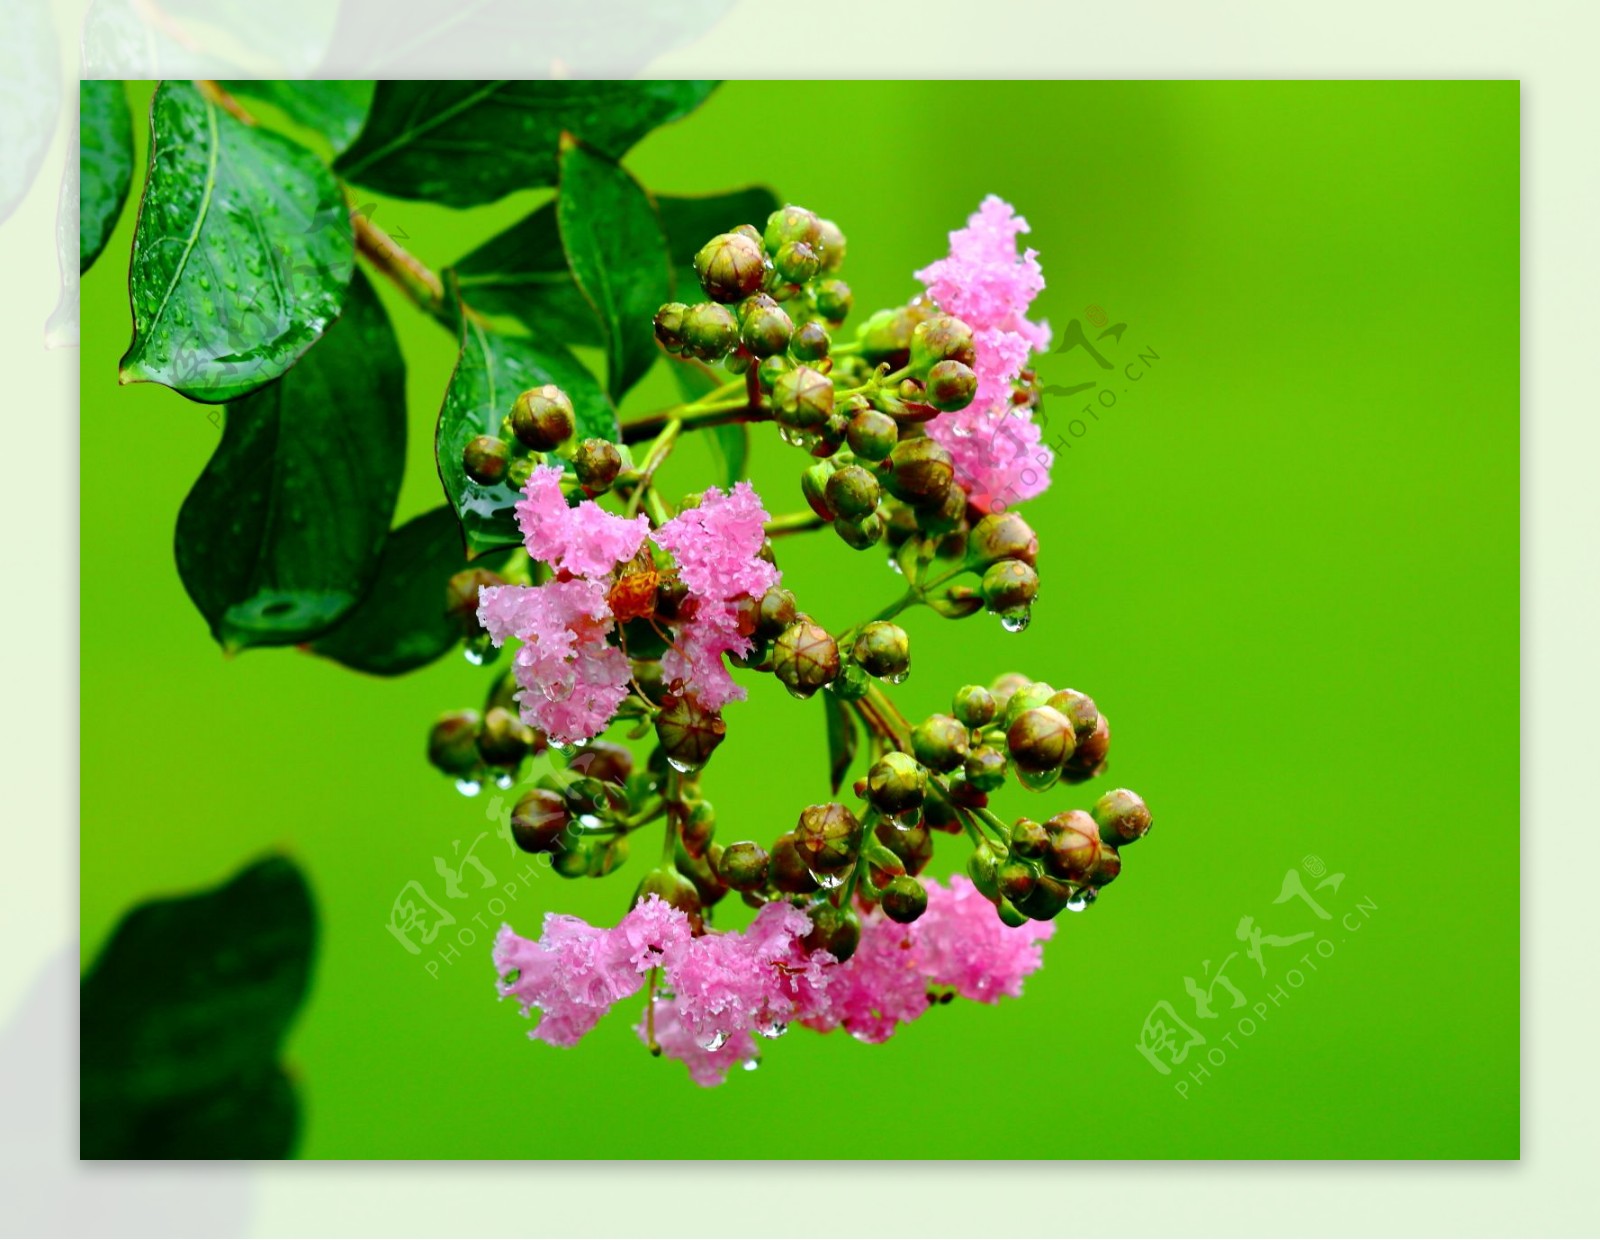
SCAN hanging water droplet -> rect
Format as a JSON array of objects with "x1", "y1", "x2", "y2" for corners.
[
  {"x1": 884, "y1": 670, "x2": 909, "y2": 685},
  {"x1": 1066, "y1": 895, "x2": 1090, "y2": 912},
  {"x1": 698, "y1": 1030, "x2": 729, "y2": 1052},
  {"x1": 455, "y1": 777, "x2": 482, "y2": 797},
  {"x1": 999, "y1": 606, "x2": 1032, "y2": 633},
  {"x1": 887, "y1": 555, "x2": 904, "y2": 575},
  {"x1": 757, "y1": 1020, "x2": 789, "y2": 1040},
  {"x1": 809, "y1": 868, "x2": 845, "y2": 890},
  {"x1": 541, "y1": 678, "x2": 574, "y2": 702},
  {"x1": 494, "y1": 772, "x2": 515, "y2": 790},
  {"x1": 666, "y1": 754, "x2": 701, "y2": 774},
  {"x1": 463, "y1": 645, "x2": 486, "y2": 666},
  {"x1": 578, "y1": 813, "x2": 602, "y2": 830},
  {"x1": 742, "y1": 1058, "x2": 760, "y2": 1071}
]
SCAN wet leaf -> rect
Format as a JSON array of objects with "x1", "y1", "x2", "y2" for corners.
[
  {"x1": 556, "y1": 138, "x2": 671, "y2": 402},
  {"x1": 336, "y1": 80, "x2": 717, "y2": 208},
  {"x1": 80, "y1": 855, "x2": 316, "y2": 1159},
  {"x1": 121, "y1": 80, "x2": 354, "y2": 403},
  {"x1": 175, "y1": 270, "x2": 405, "y2": 651},
  {"x1": 78, "y1": 79, "x2": 135, "y2": 274},
  {"x1": 222, "y1": 79, "x2": 374, "y2": 152}
]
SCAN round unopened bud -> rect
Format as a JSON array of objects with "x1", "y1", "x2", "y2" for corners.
[
  {"x1": 573, "y1": 438, "x2": 622, "y2": 491},
  {"x1": 852, "y1": 621, "x2": 910, "y2": 681},
  {"x1": 926, "y1": 359, "x2": 978, "y2": 411},
  {"x1": 571, "y1": 739, "x2": 633, "y2": 786},
  {"x1": 825, "y1": 464, "x2": 880, "y2": 520},
  {"x1": 510, "y1": 788, "x2": 568, "y2": 854},
  {"x1": 997, "y1": 859, "x2": 1038, "y2": 904},
  {"x1": 833, "y1": 512, "x2": 884, "y2": 550},
  {"x1": 755, "y1": 354, "x2": 792, "y2": 394},
  {"x1": 1007, "y1": 705, "x2": 1075, "y2": 773},
  {"x1": 446, "y1": 568, "x2": 506, "y2": 638},
  {"x1": 1001, "y1": 680, "x2": 1055, "y2": 729},
  {"x1": 880, "y1": 875, "x2": 929, "y2": 924},
  {"x1": 875, "y1": 818, "x2": 933, "y2": 876},
  {"x1": 774, "y1": 239, "x2": 821, "y2": 283},
  {"x1": 801, "y1": 461, "x2": 835, "y2": 520},
  {"x1": 683, "y1": 303, "x2": 740, "y2": 359},
  {"x1": 790, "y1": 320, "x2": 830, "y2": 361},
  {"x1": 653, "y1": 302, "x2": 689, "y2": 353},
  {"x1": 1093, "y1": 788, "x2": 1152, "y2": 846},
  {"x1": 654, "y1": 695, "x2": 727, "y2": 771},
  {"x1": 477, "y1": 706, "x2": 534, "y2": 767},
  {"x1": 510, "y1": 385, "x2": 575, "y2": 451},
  {"x1": 963, "y1": 745, "x2": 1008, "y2": 792},
  {"x1": 681, "y1": 799, "x2": 716, "y2": 859},
  {"x1": 1091, "y1": 842, "x2": 1122, "y2": 887},
  {"x1": 773, "y1": 365, "x2": 834, "y2": 430},
  {"x1": 675, "y1": 838, "x2": 727, "y2": 907},
  {"x1": 794, "y1": 801, "x2": 863, "y2": 876},
  {"x1": 990, "y1": 672, "x2": 1033, "y2": 713},
  {"x1": 981, "y1": 559, "x2": 1039, "y2": 614},
  {"x1": 756, "y1": 586, "x2": 798, "y2": 638},
  {"x1": 694, "y1": 231, "x2": 768, "y2": 302},
  {"x1": 462, "y1": 434, "x2": 511, "y2": 485},
  {"x1": 733, "y1": 223, "x2": 763, "y2": 246},
  {"x1": 635, "y1": 866, "x2": 703, "y2": 930},
  {"x1": 966, "y1": 846, "x2": 1001, "y2": 902},
  {"x1": 1063, "y1": 712, "x2": 1111, "y2": 782},
  {"x1": 740, "y1": 301, "x2": 793, "y2": 357},
  {"x1": 815, "y1": 217, "x2": 847, "y2": 270},
  {"x1": 1047, "y1": 688, "x2": 1101, "y2": 743},
  {"x1": 716, "y1": 840, "x2": 771, "y2": 892},
  {"x1": 769, "y1": 831, "x2": 820, "y2": 894},
  {"x1": 773, "y1": 619, "x2": 841, "y2": 698},
  {"x1": 969, "y1": 511, "x2": 1039, "y2": 567},
  {"x1": 911, "y1": 314, "x2": 977, "y2": 369},
  {"x1": 763, "y1": 204, "x2": 822, "y2": 255},
  {"x1": 911, "y1": 714, "x2": 969, "y2": 773},
  {"x1": 803, "y1": 901, "x2": 861, "y2": 963},
  {"x1": 816, "y1": 278, "x2": 853, "y2": 322},
  {"x1": 1010, "y1": 817, "x2": 1050, "y2": 860},
  {"x1": 882, "y1": 436, "x2": 955, "y2": 506},
  {"x1": 427, "y1": 711, "x2": 481, "y2": 776},
  {"x1": 953, "y1": 684, "x2": 997, "y2": 728},
  {"x1": 867, "y1": 751, "x2": 928, "y2": 816},
  {"x1": 846, "y1": 408, "x2": 898, "y2": 462},
  {"x1": 1045, "y1": 810, "x2": 1102, "y2": 882},
  {"x1": 1016, "y1": 872, "x2": 1073, "y2": 921}
]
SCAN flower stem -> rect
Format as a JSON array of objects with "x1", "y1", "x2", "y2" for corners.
[
  {"x1": 764, "y1": 510, "x2": 826, "y2": 538},
  {"x1": 624, "y1": 417, "x2": 683, "y2": 519}
]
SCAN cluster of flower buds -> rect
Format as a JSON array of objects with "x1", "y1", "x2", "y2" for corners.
[{"x1": 460, "y1": 383, "x2": 626, "y2": 498}]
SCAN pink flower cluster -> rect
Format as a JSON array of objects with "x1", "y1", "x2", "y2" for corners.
[
  {"x1": 494, "y1": 876, "x2": 1052, "y2": 1086},
  {"x1": 915, "y1": 195, "x2": 1054, "y2": 514},
  {"x1": 477, "y1": 468, "x2": 777, "y2": 743}
]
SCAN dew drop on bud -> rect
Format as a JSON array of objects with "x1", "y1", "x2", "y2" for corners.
[
  {"x1": 494, "y1": 772, "x2": 515, "y2": 790},
  {"x1": 1000, "y1": 606, "x2": 1032, "y2": 633},
  {"x1": 742, "y1": 1058, "x2": 760, "y2": 1072},
  {"x1": 1066, "y1": 895, "x2": 1090, "y2": 912},
  {"x1": 809, "y1": 868, "x2": 846, "y2": 890},
  {"x1": 666, "y1": 754, "x2": 701, "y2": 774},
  {"x1": 463, "y1": 645, "x2": 486, "y2": 666},
  {"x1": 758, "y1": 1020, "x2": 789, "y2": 1039},
  {"x1": 884, "y1": 670, "x2": 910, "y2": 685},
  {"x1": 698, "y1": 1030, "x2": 730, "y2": 1052},
  {"x1": 455, "y1": 777, "x2": 482, "y2": 797}
]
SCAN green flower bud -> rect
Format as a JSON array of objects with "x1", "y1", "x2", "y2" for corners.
[
  {"x1": 681, "y1": 798, "x2": 716, "y2": 859},
  {"x1": 815, "y1": 217, "x2": 847, "y2": 271},
  {"x1": 1010, "y1": 817, "x2": 1050, "y2": 860},
  {"x1": 911, "y1": 714, "x2": 969, "y2": 773},
  {"x1": 773, "y1": 619, "x2": 841, "y2": 698},
  {"x1": 825, "y1": 464, "x2": 880, "y2": 520},
  {"x1": 1091, "y1": 842, "x2": 1123, "y2": 887},
  {"x1": 910, "y1": 314, "x2": 977, "y2": 370},
  {"x1": 571, "y1": 739, "x2": 633, "y2": 786},
  {"x1": 733, "y1": 223, "x2": 763, "y2": 247},
  {"x1": 963, "y1": 744, "x2": 1008, "y2": 792},
  {"x1": 997, "y1": 858, "x2": 1038, "y2": 904},
  {"x1": 833, "y1": 512, "x2": 884, "y2": 550},
  {"x1": 716, "y1": 840, "x2": 771, "y2": 892},
  {"x1": 874, "y1": 818, "x2": 933, "y2": 876},
  {"x1": 828, "y1": 658, "x2": 870, "y2": 700},
  {"x1": 1001, "y1": 680, "x2": 1055, "y2": 729},
  {"x1": 551, "y1": 841, "x2": 592, "y2": 879},
  {"x1": 1063, "y1": 712, "x2": 1112, "y2": 783},
  {"x1": 812, "y1": 412, "x2": 848, "y2": 459},
  {"x1": 920, "y1": 480, "x2": 970, "y2": 538},
  {"x1": 882, "y1": 436, "x2": 955, "y2": 506},
  {"x1": 774, "y1": 239, "x2": 821, "y2": 283},
  {"x1": 683, "y1": 302, "x2": 740, "y2": 359},
  {"x1": 477, "y1": 706, "x2": 535, "y2": 768},
  {"x1": 462, "y1": 434, "x2": 511, "y2": 486},
  {"x1": 773, "y1": 365, "x2": 834, "y2": 430},
  {"x1": 446, "y1": 568, "x2": 506, "y2": 639},
  {"x1": 845, "y1": 408, "x2": 898, "y2": 462},
  {"x1": 1045, "y1": 810, "x2": 1102, "y2": 882},
  {"x1": 989, "y1": 672, "x2": 1033, "y2": 714},
  {"x1": 1015, "y1": 872, "x2": 1073, "y2": 921},
  {"x1": 1047, "y1": 688, "x2": 1101, "y2": 743},
  {"x1": 763, "y1": 204, "x2": 823, "y2": 255},
  {"x1": 790, "y1": 320, "x2": 830, "y2": 361},
  {"x1": 815, "y1": 278, "x2": 853, "y2": 322},
  {"x1": 635, "y1": 866, "x2": 704, "y2": 931},
  {"x1": 801, "y1": 461, "x2": 836, "y2": 521},
  {"x1": 867, "y1": 751, "x2": 928, "y2": 816},
  {"x1": 653, "y1": 302, "x2": 689, "y2": 353},
  {"x1": 510, "y1": 384, "x2": 575, "y2": 451},
  {"x1": 510, "y1": 788, "x2": 569, "y2": 854},
  {"x1": 572, "y1": 437, "x2": 622, "y2": 492},
  {"x1": 966, "y1": 845, "x2": 1001, "y2": 901},
  {"x1": 852, "y1": 621, "x2": 910, "y2": 681},
  {"x1": 997, "y1": 897, "x2": 1030, "y2": 928},
  {"x1": 427, "y1": 710, "x2": 481, "y2": 776},
  {"x1": 803, "y1": 901, "x2": 861, "y2": 963},
  {"x1": 653, "y1": 695, "x2": 727, "y2": 772},
  {"x1": 1006, "y1": 706, "x2": 1075, "y2": 775},
  {"x1": 694, "y1": 231, "x2": 768, "y2": 302},
  {"x1": 880, "y1": 875, "x2": 929, "y2": 924},
  {"x1": 924, "y1": 792, "x2": 961, "y2": 834},
  {"x1": 1093, "y1": 788, "x2": 1152, "y2": 846},
  {"x1": 794, "y1": 801, "x2": 863, "y2": 876},
  {"x1": 756, "y1": 586, "x2": 799, "y2": 638},
  {"x1": 769, "y1": 831, "x2": 821, "y2": 894},
  {"x1": 953, "y1": 684, "x2": 997, "y2": 728},
  {"x1": 740, "y1": 301, "x2": 794, "y2": 357},
  {"x1": 859, "y1": 300, "x2": 937, "y2": 367},
  {"x1": 674, "y1": 838, "x2": 728, "y2": 907},
  {"x1": 981, "y1": 559, "x2": 1038, "y2": 615},
  {"x1": 926, "y1": 359, "x2": 978, "y2": 412},
  {"x1": 968, "y1": 511, "x2": 1039, "y2": 567}
]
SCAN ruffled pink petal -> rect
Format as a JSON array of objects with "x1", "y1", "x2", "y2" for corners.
[
  {"x1": 661, "y1": 599, "x2": 752, "y2": 711},
  {"x1": 515, "y1": 464, "x2": 650, "y2": 580},
  {"x1": 635, "y1": 999, "x2": 760, "y2": 1087},
  {"x1": 652, "y1": 481, "x2": 780, "y2": 604}
]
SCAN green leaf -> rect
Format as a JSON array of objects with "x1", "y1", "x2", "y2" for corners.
[
  {"x1": 78, "y1": 79, "x2": 134, "y2": 275},
  {"x1": 450, "y1": 199, "x2": 602, "y2": 346},
  {"x1": 335, "y1": 80, "x2": 718, "y2": 208},
  {"x1": 556, "y1": 138, "x2": 671, "y2": 402},
  {"x1": 310, "y1": 506, "x2": 511, "y2": 676},
  {"x1": 80, "y1": 855, "x2": 316, "y2": 1160},
  {"x1": 671, "y1": 356, "x2": 747, "y2": 487},
  {"x1": 175, "y1": 269, "x2": 406, "y2": 651},
  {"x1": 823, "y1": 693, "x2": 859, "y2": 796},
  {"x1": 121, "y1": 80, "x2": 355, "y2": 404},
  {"x1": 222, "y1": 79, "x2": 375, "y2": 153},
  {"x1": 437, "y1": 288, "x2": 617, "y2": 556}
]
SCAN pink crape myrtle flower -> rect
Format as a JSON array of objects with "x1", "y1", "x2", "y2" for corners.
[
  {"x1": 915, "y1": 195, "x2": 1055, "y2": 513},
  {"x1": 634, "y1": 1003, "x2": 760, "y2": 1087},
  {"x1": 516, "y1": 464, "x2": 650, "y2": 579}
]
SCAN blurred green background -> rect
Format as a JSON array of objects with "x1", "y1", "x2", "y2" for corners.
[{"x1": 80, "y1": 81, "x2": 1518, "y2": 1159}]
